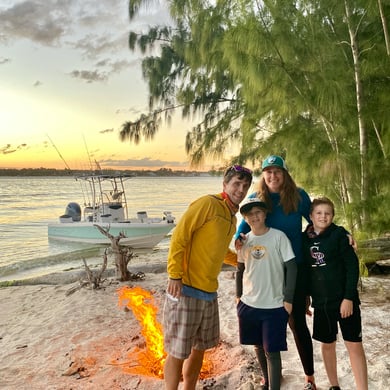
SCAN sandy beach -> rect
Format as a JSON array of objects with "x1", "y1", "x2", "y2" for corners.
[{"x1": 0, "y1": 250, "x2": 389, "y2": 390}]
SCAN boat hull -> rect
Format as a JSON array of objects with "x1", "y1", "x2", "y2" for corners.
[{"x1": 48, "y1": 221, "x2": 175, "y2": 248}]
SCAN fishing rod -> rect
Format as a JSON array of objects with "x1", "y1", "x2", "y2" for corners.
[
  {"x1": 83, "y1": 134, "x2": 104, "y2": 174},
  {"x1": 82, "y1": 133, "x2": 94, "y2": 172},
  {"x1": 46, "y1": 134, "x2": 72, "y2": 171}
]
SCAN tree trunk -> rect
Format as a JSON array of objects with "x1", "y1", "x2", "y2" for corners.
[
  {"x1": 378, "y1": 0, "x2": 390, "y2": 56},
  {"x1": 345, "y1": 0, "x2": 370, "y2": 229}
]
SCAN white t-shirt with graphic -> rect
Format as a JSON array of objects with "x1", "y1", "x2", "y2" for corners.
[{"x1": 238, "y1": 228, "x2": 295, "y2": 309}]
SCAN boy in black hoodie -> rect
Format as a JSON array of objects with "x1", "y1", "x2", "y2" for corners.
[{"x1": 302, "y1": 197, "x2": 368, "y2": 390}]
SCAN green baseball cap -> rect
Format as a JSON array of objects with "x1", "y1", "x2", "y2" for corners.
[{"x1": 261, "y1": 155, "x2": 287, "y2": 171}]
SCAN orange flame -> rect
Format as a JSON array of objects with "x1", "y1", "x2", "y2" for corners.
[
  {"x1": 116, "y1": 286, "x2": 213, "y2": 379},
  {"x1": 117, "y1": 286, "x2": 166, "y2": 377}
]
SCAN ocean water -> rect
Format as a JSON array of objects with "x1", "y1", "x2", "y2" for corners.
[{"x1": 0, "y1": 175, "x2": 245, "y2": 282}]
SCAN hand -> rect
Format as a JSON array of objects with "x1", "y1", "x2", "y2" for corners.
[
  {"x1": 340, "y1": 299, "x2": 353, "y2": 318},
  {"x1": 347, "y1": 234, "x2": 357, "y2": 251},
  {"x1": 305, "y1": 295, "x2": 313, "y2": 317},
  {"x1": 234, "y1": 233, "x2": 247, "y2": 251},
  {"x1": 284, "y1": 301, "x2": 293, "y2": 315},
  {"x1": 166, "y1": 278, "x2": 182, "y2": 299}
]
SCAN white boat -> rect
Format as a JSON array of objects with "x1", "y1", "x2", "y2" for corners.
[{"x1": 48, "y1": 173, "x2": 176, "y2": 248}]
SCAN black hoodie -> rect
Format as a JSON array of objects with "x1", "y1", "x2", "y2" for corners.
[{"x1": 302, "y1": 223, "x2": 360, "y2": 310}]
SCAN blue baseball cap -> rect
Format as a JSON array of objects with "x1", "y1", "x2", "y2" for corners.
[{"x1": 261, "y1": 155, "x2": 287, "y2": 171}]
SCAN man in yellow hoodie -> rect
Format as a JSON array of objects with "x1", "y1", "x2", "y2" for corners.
[{"x1": 163, "y1": 165, "x2": 253, "y2": 390}]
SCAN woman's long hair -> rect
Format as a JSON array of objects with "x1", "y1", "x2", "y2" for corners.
[{"x1": 257, "y1": 170, "x2": 301, "y2": 214}]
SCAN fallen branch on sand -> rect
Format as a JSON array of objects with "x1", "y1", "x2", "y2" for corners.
[{"x1": 65, "y1": 251, "x2": 108, "y2": 296}]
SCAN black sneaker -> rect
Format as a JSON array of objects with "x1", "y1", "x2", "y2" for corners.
[{"x1": 329, "y1": 387, "x2": 341, "y2": 390}]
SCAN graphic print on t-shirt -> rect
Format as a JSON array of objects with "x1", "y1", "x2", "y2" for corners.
[
  {"x1": 249, "y1": 245, "x2": 267, "y2": 260},
  {"x1": 310, "y1": 243, "x2": 326, "y2": 266}
]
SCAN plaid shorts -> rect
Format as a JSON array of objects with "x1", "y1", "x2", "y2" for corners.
[{"x1": 163, "y1": 294, "x2": 220, "y2": 360}]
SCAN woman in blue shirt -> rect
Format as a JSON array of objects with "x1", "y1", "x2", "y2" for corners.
[{"x1": 235, "y1": 155, "x2": 315, "y2": 390}]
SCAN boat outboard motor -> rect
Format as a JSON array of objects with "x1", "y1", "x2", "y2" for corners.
[{"x1": 65, "y1": 202, "x2": 82, "y2": 222}]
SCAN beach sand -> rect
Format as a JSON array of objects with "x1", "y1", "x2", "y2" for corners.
[{"x1": 0, "y1": 250, "x2": 389, "y2": 390}]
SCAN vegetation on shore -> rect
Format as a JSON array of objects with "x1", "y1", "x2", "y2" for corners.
[{"x1": 0, "y1": 167, "x2": 224, "y2": 177}]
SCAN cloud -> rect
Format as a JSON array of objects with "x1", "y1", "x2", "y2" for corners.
[
  {"x1": 0, "y1": 0, "x2": 172, "y2": 50},
  {"x1": 115, "y1": 107, "x2": 144, "y2": 115},
  {"x1": 97, "y1": 58, "x2": 139, "y2": 75},
  {"x1": 72, "y1": 32, "x2": 129, "y2": 59},
  {"x1": 100, "y1": 157, "x2": 187, "y2": 168},
  {"x1": 99, "y1": 128, "x2": 114, "y2": 134},
  {"x1": 110, "y1": 59, "x2": 139, "y2": 73},
  {"x1": 0, "y1": 1, "x2": 69, "y2": 45},
  {"x1": 69, "y1": 69, "x2": 108, "y2": 83},
  {"x1": 1, "y1": 143, "x2": 28, "y2": 154},
  {"x1": 0, "y1": 0, "x2": 168, "y2": 87},
  {"x1": 68, "y1": 57, "x2": 139, "y2": 83}
]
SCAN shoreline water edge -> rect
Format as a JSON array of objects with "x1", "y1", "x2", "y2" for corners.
[{"x1": 0, "y1": 244, "x2": 171, "y2": 286}]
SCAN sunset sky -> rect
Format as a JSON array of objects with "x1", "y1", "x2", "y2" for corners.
[{"x1": 0, "y1": 0, "x2": 227, "y2": 171}]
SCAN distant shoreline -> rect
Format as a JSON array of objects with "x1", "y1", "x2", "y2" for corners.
[{"x1": 0, "y1": 167, "x2": 220, "y2": 177}]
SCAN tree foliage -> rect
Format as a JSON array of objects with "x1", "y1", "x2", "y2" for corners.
[{"x1": 121, "y1": 0, "x2": 390, "y2": 235}]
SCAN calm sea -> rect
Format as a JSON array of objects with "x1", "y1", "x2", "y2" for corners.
[{"x1": 0, "y1": 176, "x2": 253, "y2": 282}]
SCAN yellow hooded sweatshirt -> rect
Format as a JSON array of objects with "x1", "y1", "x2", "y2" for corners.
[{"x1": 167, "y1": 194, "x2": 238, "y2": 293}]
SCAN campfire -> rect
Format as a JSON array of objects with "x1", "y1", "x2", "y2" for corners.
[
  {"x1": 117, "y1": 286, "x2": 166, "y2": 377},
  {"x1": 116, "y1": 286, "x2": 214, "y2": 379}
]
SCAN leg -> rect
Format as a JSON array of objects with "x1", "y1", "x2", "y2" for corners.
[
  {"x1": 321, "y1": 341, "x2": 339, "y2": 387},
  {"x1": 254, "y1": 345, "x2": 269, "y2": 386},
  {"x1": 289, "y1": 312, "x2": 314, "y2": 381},
  {"x1": 163, "y1": 296, "x2": 211, "y2": 389},
  {"x1": 266, "y1": 351, "x2": 282, "y2": 390},
  {"x1": 290, "y1": 266, "x2": 315, "y2": 384},
  {"x1": 344, "y1": 341, "x2": 368, "y2": 390},
  {"x1": 340, "y1": 303, "x2": 367, "y2": 390},
  {"x1": 164, "y1": 354, "x2": 184, "y2": 390},
  {"x1": 182, "y1": 348, "x2": 205, "y2": 390}
]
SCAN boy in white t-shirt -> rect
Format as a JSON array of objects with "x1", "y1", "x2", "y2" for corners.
[{"x1": 236, "y1": 198, "x2": 297, "y2": 390}]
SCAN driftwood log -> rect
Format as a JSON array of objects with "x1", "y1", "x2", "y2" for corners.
[
  {"x1": 66, "y1": 225, "x2": 145, "y2": 295},
  {"x1": 65, "y1": 251, "x2": 108, "y2": 296},
  {"x1": 94, "y1": 224, "x2": 135, "y2": 281}
]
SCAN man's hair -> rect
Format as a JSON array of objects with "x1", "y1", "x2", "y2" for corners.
[{"x1": 223, "y1": 165, "x2": 253, "y2": 183}]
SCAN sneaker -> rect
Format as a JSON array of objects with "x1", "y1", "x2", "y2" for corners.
[
  {"x1": 304, "y1": 381, "x2": 317, "y2": 390},
  {"x1": 329, "y1": 387, "x2": 341, "y2": 390}
]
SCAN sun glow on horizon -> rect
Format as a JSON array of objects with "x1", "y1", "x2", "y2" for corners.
[{"x1": 0, "y1": 1, "x2": 232, "y2": 173}]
